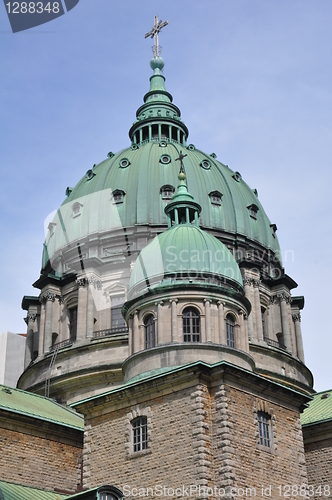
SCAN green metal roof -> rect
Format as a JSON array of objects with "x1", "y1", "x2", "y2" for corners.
[
  {"x1": 301, "y1": 389, "x2": 332, "y2": 426},
  {"x1": 42, "y1": 56, "x2": 281, "y2": 272},
  {"x1": 71, "y1": 359, "x2": 309, "y2": 409},
  {"x1": 0, "y1": 480, "x2": 67, "y2": 500},
  {"x1": 44, "y1": 143, "x2": 280, "y2": 268},
  {"x1": 0, "y1": 385, "x2": 84, "y2": 431},
  {"x1": 128, "y1": 223, "x2": 243, "y2": 296}
]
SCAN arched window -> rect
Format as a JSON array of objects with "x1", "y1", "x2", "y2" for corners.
[
  {"x1": 261, "y1": 308, "x2": 266, "y2": 337},
  {"x1": 51, "y1": 332, "x2": 58, "y2": 347},
  {"x1": 132, "y1": 417, "x2": 148, "y2": 452},
  {"x1": 145, "y1": 314, "x2": 156, "y2": 349},
  {"x1": 226, "y1": 314, "x2": 235, "y2": 348},
  {"x1": 183, "y1": 307, "x2": 200, "y2": 342}
]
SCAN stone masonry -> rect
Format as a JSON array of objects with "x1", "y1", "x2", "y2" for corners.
[{"x1": 73, "y1": 362, "x2": 310, "y2": 499}]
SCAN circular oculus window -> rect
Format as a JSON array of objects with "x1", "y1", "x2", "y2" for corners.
[
  {"x1": 200, "y1": 159, "x2": 211, "y2": 170},
  {"x1": 119, "y1": 158, "x2": 131, "y2": 168},
  {"x1": 160, "y1": 155, "x2": 171, "y2": 165}
]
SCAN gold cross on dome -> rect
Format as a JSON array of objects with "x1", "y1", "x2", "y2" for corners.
[{"x1": 144, "y1": 15, "x2": 169, "y2": 57}]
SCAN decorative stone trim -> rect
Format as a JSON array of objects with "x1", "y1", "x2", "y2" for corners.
[
  {"x1": 125, "y1": 406, "x2": 152, "y2": 458},
  {"x1": 76, "y1": 276, "x2": 102, "y2": 290},
  {"x1": 270, "y1": 293, "x2": 292, "y2": 305},
  {"x1": 191, "y1": 384, "x2": 212, "y2": 487},
  {"x1": 39, "y1": 291, "x2": 56, "y2": 304},
  {"x1": 214, "y1": 385, "x2": 236, "y2": 496},
  {"x1": 253, "y1": 399, "x2": 278, "y2": 453},
  {"x1": 277, "y1": 292, "x2": 292, "y2": 305},
  {"x1": 294, "y1": 417, "x2": 308, "y2": 486},
  {"x1": 292, "y1": 312, "x2": 301, "y2": 323},
  {"x1": 243, "y1": 278, "x2": 260, "y2": 288},
  {"x1": 82, "y1": 423, "x2": 92, "y2": 491},
  {"x1": 27, "y1": 312, "x2": 37, "y2": 322}
]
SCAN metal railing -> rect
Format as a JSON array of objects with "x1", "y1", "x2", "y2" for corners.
[
  {"x1": 263, "y1": 336, "x2": 287, "y2": 351},
  {"x1": 93, "y1": 326, "x2": 129, "y2": 339},
  {"x1": 49, "y1": 338, "x2": 73, "y2": 352}
]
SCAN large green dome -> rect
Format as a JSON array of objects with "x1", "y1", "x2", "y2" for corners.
[
  {"x1": 42, "y1": 56, "x2": 281, "y2": 274},
  {"x1": 43, "y1": 143, "x2": 280, "y2": 268}
]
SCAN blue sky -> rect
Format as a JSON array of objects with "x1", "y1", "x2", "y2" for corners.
[{"x1": 0, "y1": 0, "x2": 331, "y2": 391}]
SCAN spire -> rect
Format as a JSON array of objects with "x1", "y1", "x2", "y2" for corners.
[
  {"x1": 128, "y1": 17, "x2": 189, "y2": 145},
  {"x1": 164, "y1": 159, "x2": 202, "y2": 227}
]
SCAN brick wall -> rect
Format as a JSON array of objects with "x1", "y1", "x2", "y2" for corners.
[
  {"x1": 84, "y1": 384, "x2": 198, "y2": 492},
  {"x1": 0, "y1": 423, "x2": 82, "y2": 493},
  {"x1": 304, "y1": 434, "x2": 332, "y2": 496},
  {"x1": 212, "y1": 383, "x2": 308, "y2": 499},
  {"x1": 78, "y1": 366, "x2": 309, "y2": 499}
]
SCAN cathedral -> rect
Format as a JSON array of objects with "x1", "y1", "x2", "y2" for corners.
[{"x1": 0, "y1": 17, "x2": 331, "y2": 500}]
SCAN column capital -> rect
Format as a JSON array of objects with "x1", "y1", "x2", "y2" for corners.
[
  {"x1": 252, "y1": 279, "x2": 260, "y2": 288},
  {"x1": 292, "y1": 312, "x2": 301, "y2": 323},
  {"x1": 169, "y1": 298, "x2": 178, "y2": 304},
  {"x1": 243, "y1": 277, "x2": 260, "y2": 288},
  {"x1": 39, "y1": 291, "x2": 56, "y2": 303},
  {"x1": 277, "y1": 292, "x2": 292, "y2": 304},
  {"x1": 27, "y1": 312, "x2": 37, "y2": 323}
]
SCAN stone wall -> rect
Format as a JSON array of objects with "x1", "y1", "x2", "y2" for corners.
[
  {"x1": 212, "y1": 383, "x2": 307, "y2": 498},
  {"x1": 0, "y1": 419, "x2": 82, "y2": 493},
  {"x1": 77, "y1": 364, "x2": 310, "y2": 499},
  {"x1": 304, "y1": 430, "x2": 332, "y2": 497}
]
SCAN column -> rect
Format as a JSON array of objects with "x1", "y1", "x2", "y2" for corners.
[
  {"x1": 278, "y1": 293, "x2": 292, "y2": 351},
  {"x1": 243, "y1": 278, "x2": 254, "y2": 341},
  {"x1": 267, "y1": 302, "x2": 274, "y2": 339},
  {"x1": 133, "y1": 310, "x2": 139, "y2": 353},
  {"x1": 205, "y1": 299, "x2": 212, "y2": 342},
  {"x1": 77, "y1": 279, "x2": 88, "y2": 341},
  {"x1": 293, "y1": 313, "x2": 305, "y2": 363},
  {"x1": 86, "y1": 286, "x2": 95, "y2": 339},
  {"x1": 44, "y1": 291, "x2": 56, "y2": 353},
  {"x1": 218, "y1": 301, "x2": 226, "y2": 345},
  {"x1": 128, "y1": 315, "x2": 133, "y2": 356},
  {"x1": 157, "y1": 301, "x2": 163, "y2": 344},
  {"x1": 170, "y1": 299, "x2": 178, "y2": 342},
  {"x1": 243, "y1": 313, "x2": 250, "y2": 352},
  {"x1": 24, "y1": 312, "x2": 36, "y2": 367},
  {"x1": 237, "y1": 311, "x2": 245, "y2": 351},
  {"x1": 58, "y1": 298, "x2": 65, "y2": 342},
  {"x1": 253, "y1": 280, "x2": 264, "y2": 341},
  {"x1": 38, "y1": 299, "x2": 46, "y2": 357}
]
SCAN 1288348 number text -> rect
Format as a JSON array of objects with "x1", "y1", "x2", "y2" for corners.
[{"x1": 6, "y1": 2, "x2": 60, "y2": 13}]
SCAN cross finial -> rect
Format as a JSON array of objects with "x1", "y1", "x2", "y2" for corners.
[
  {"x1": 144, "y1": 15, "x2": 169, "y2": 57},
  {"x1": 175, "y1": 150, "x2": 187, "y2": 174}
]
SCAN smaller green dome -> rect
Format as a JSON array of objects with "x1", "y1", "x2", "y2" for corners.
[{"x1": 128, "y1": 224, "x2": 243, "y2": 299}]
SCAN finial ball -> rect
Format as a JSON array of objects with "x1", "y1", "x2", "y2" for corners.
[
  {"x1": 178, "y1": 172, "x2": 186, "y2": 181},
  {"x1": 150, "y1": 56, "x2": 165, "y2": 71}
]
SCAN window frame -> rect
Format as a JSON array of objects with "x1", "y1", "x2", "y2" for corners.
[
  {"x1": 132, "y1": 416, "x2": 148, "y2": 453},
  {"x1": 69, "y1": 306, "x2": 78, "y2": 341},
  {"x1": 226, "y1": 313, "x2": 235, "y2": 348},
  {"x1": 144, "y1": 314, "x2": 156, "y2": 349},
  {"x1": 111, "y1": 304, "x2": 126, "y2": 330},
  {"x1": 257, "y1": 411, "x2": 272, "y2": 448},
  {"x1": 182, "y1": 307, "x2": 200, "y2": 342}
]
